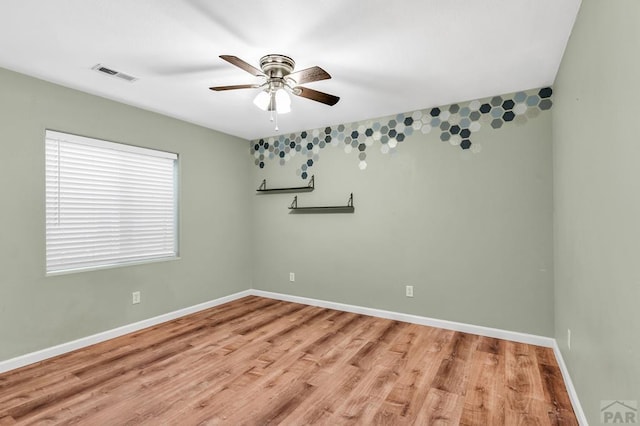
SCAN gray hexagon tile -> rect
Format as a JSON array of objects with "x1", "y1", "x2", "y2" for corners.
[{"x1": 250, "y1": 87, "x2": 552, "y2": 178}]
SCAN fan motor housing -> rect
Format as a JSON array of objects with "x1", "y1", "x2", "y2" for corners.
[{"x1": 260, "y1": 54, "x2": 295, "y2": 78}]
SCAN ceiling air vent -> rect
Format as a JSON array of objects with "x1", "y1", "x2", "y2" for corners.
[{"x1": 92, "y1": 64, "x2": 138, "y2": 82}]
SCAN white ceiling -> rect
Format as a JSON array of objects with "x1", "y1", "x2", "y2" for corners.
[{"x1": 0, "y1": 0, "x2": 580, "y2": 140}]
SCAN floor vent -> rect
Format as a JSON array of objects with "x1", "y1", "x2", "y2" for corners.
[{"x1": 92, "y1": 64, "x2": 138, "y2": 82}]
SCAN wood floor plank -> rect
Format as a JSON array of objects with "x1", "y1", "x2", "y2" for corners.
[
  {"x1": 534, "y1": 345, "x2": 557, "y2": 366},
  {"x1": 538, "y1": 363, "x2": 579, "y2": 426},
  {"x1": 216, "y1": 356, "x2": 321, "y2": 425},
  {"x1": 319, "y1": 322, "x2": 411, "y2": 424},
  {"x1": 415, "y1": 388, "x2": 465, "y2": 425},
  {"x1": 284, "y1": 365, "x2": 363, "y2": 424},
  {"x1": 477, "y1": 335, "x2": 506, "y2": 356},
  {"x1": 372, "y1": 326, "x2": 452, "y2": 424},
  {"x1": 343, "y1": 357, "x2": 406, "y2": 424},
  {"x1": 505, "y1": 341, "x2": 547, "y2": 415},
  {"x1": 0, "y1": 296, "x2": 578, "y2": 425},
  {"x1": 279, "y1": 319, "x2": 403, "y2": 423},
  {"x1": 431, "y1": 332, "x2": 479, "y2": 396},
  {"x1": 459, "y1": 350, "x2": 506, "y2": 425}
]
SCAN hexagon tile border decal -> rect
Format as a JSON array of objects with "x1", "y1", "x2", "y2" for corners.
[{"x1": 250, "y1": 87, "x2": 552, "y2": 180}]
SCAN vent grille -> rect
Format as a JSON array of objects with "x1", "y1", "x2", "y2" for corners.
[{"x1": 92, "y1": 64, "x2": 138, "y2": 82}]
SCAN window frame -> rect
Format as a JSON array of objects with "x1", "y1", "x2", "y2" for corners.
[{"x1": 45, "y1": 130, "x2": 180, "y2": 276}]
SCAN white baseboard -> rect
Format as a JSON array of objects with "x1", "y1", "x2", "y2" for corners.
[
  {"x1": 0, "y1": 287, "x2": 586, "y2": 424},
  {"x1": 0, "y1": 289, "x2": 252, "y2": 374},
  {"x1": 552, "y1": 341, "x2": 589, "y2": 425},
  {"x1": 250, "y1": 289, "x2": 555, "y2": 347}
]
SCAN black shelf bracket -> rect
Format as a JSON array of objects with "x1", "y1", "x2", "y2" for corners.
[
  {"x1": 257, "y1": 175, "x2": 314, "y2": 193},
  {"x1": 289, "y1": 193, "x2": 355, "y2": 213}
]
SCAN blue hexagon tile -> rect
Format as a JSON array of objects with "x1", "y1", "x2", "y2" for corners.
[{"x1": 250, "y1": 87, "x2": 552, "y2": 179}]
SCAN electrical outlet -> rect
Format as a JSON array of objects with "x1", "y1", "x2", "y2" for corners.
[
  {"x1": 132, "y1": 291, "x2": 141, "y2": 305},
  {"x1": 567, "y1": 329, "x2": 571, "y2": 350},
  {"x1": 406, "y1": 285, "x2": 414, "y2": 297},
  {"x1": 289, "y1": 272, "x2": 295, "y2": 282}
]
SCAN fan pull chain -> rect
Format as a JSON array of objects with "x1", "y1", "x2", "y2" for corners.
[{"x1": 267, "y1": 109, "x2": 279, "y2": 132}]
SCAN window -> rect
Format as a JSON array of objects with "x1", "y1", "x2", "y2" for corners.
[{"x1": 45, "y1": 130, "x2": 178, "y2": 274}]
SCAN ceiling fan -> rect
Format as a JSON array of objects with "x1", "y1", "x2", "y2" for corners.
[{"x1": 210, "y1": 54, "x2": 339, "y2": 129}]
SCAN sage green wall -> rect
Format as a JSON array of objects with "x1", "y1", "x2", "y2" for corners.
[
  {"x1": 251, "y1": 94, "x2": 554, "y2": 336},
  {"x1": 0, "y1": 67, "x2": 252, "y2": 361},
  {"x1": 553, "y1": 0, "x2": 640, "y2": 422}
]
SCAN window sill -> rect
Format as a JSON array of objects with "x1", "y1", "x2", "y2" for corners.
[{"x1": 45, "y1": 256, "x2": 181, "y2": 277}]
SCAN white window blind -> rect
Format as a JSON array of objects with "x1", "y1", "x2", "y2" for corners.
[{"x1": 45, "y1": 130, "x2": 178, "y2": 274}]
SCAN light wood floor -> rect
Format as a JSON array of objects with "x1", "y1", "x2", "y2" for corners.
[{"x1": 0, "y1": 296, "x2": 577, "y2": 425}]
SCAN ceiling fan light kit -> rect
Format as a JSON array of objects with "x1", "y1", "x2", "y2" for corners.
[
  {"x1": 253, "y1": 88, "x2": 291, "y2": 114},
  {"x1": 210, "y1": 54, "x2": 339, "y2": 131}
]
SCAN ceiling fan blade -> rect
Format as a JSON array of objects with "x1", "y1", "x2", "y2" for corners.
[
  {"x1": 287, "y1": 66, "x2": 331, "y2": 85},
  {"x1": 219, "y1": 55, "x2": 265, "y2": 77},
  {"x1": 294, "y1": 87, "x2": 340, "y2": 106},
  {"x1": 209, "y1": 84, "x2": 261, "y2": 91}
]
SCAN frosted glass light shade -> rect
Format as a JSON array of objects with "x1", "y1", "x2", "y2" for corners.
[
  {"x1": 275, "y1": 89, "x2": 291, "y2": 114},
  {"x1": 253, "y1": 91, "x2": 270, "y2": 111}
]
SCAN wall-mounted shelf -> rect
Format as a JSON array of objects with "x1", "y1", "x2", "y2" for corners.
[
  {"x1": 289, "y1": 193, "x2": 354, "y2": 213},
  {"x1": 257, "y1": 175, "x2": 314, "y2": 193}
]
